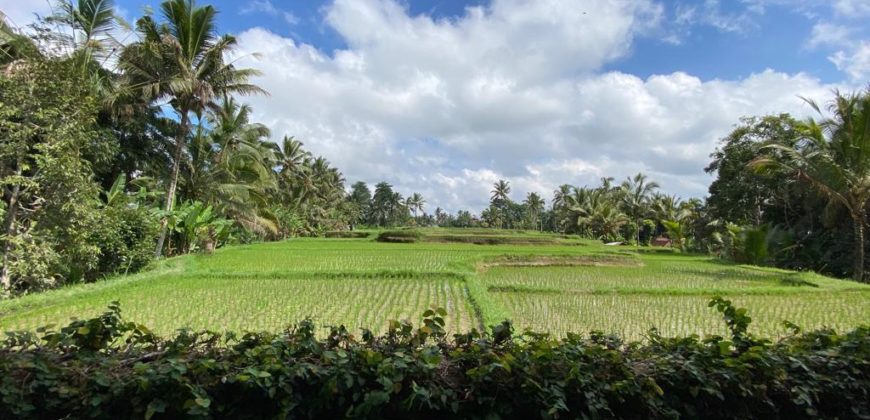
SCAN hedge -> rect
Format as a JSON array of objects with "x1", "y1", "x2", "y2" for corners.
[{"x1": 1, "y1": 298, "x2": 868, "y2": 419}]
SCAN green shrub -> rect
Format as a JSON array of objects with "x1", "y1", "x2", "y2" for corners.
[
  {"x1": 376, "y1": 229, "x2": 422, "y2": 243},
  {"x1": 1, "y1": 298, "x2": 868, "y2": 419},
  {"x1": 90, "y1": 204, "x2": 158, "y2": 278}
]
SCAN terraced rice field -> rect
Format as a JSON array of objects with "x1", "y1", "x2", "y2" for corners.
[{"x1": 1, "y1": 229, "x2": 868, "y2": 339}]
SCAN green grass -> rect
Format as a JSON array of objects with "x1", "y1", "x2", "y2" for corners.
[
  {"x1": 0, "y1": 274, "x2": 475, "y2": 336},
  {"x1": 1, "y1": 229, "x2": 868, "y2": 339}
]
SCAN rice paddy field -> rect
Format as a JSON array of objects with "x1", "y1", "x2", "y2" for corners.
[{"x1": 1, "y1": 229, "x2": 868, "y2": 340}]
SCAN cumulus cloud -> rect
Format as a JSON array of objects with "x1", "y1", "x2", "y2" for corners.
[
  {"x1": 832, "y1": 0, "x2": 870, "y2": 17},
  {"x1": 672, "y1": 0, "x2": 761, "y2": 34},
  {"x1": 227, "y1": 0, "x2": 842, "y2": 212},
  {"x1": 800, "y1": 3, "x2": 870, "y2": 82},
  {"x1": 240, "y1": 0, "x2": 299, "y2": 25},
  {"x1": 806, "y1": 22, "x2": 854, "y2": 49},
  {"x1": 830, "y1": 41, "x2": 870, "y2": 81}
]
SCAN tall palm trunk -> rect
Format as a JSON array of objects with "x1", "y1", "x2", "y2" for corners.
[
  {"x1": 852, "y1": 209, "x2": 866, "y2": 282},
  {"x1": 0, "y1": 172, "x2": 22, "y2": 294},
  {"x1": 154, "y1": 111, "x2": 190, "y2": 258}
]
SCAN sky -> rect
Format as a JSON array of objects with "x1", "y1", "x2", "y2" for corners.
[{"x1": 2, "y1": 0, "x2": 870, "y2": 212}]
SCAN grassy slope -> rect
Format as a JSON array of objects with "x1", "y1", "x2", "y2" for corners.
[{"x1": 1, "y1": 229, "x2": 867, "y2": 338}]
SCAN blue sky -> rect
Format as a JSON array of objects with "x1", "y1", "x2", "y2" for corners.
[
  {"x1": 3, "y1": 0, "x2": 869, "y2": 212},
  {"x1": 97, "y1": 0, "x2": 863, "y2": 83}
]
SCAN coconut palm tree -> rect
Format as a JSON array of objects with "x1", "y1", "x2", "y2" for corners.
[
  {"x1": 491, "y1": 180, "x2": 511, "y2": 204},
  {"x1": 576, "y1": 199, "x2": 629, "y2": 241},
  {"x1": 276, "y1": 136, "x2": 310, "y2": 180},
  {"x1": 621, "y1": 173, "x2": 659, "y2": 246},
  {"x1": 650, "y1": 193, "x2": 682, "y2": 224},
  {"x1": 49, "y1": 0, "x2": 122, "y2": 85},
  {"x1": 208, "y1": 96, "x2": 270, "y2": 165},
  {"x1": 551, "y1": 184, "x2": 575, "y2": 232},
  {"x1": 751, "y1": 89, "x2": 870, "y2": 282},
  {"x1": 183, "y1": 104, "x2": 277, "y2": 237},
  {"x1": 120, "y1": 0, "x2": 266, "y2": 257},
  {"x1": 524, "y1": 192, "x2": 545, "y2": 230},
  {"x1": 406, "y1": 193, "x2": 425, "y2": 218}
]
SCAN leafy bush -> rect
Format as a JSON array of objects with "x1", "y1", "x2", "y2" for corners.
[
  {"x1": 90, "y1": 204, "x2": 158, "y2": 278},
  {"x1": 1, "y1": 299, "x2": 867, "y2": 419},
  {"x1": 376, "y1": 229, "x2": 422, "y2": 243}
]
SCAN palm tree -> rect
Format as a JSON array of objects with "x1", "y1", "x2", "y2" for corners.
[
  {"x1": 120, "y1": 0, "x2": 266, "y2": 257},
  {"x1": 276, "y1": 136, "x2": 310, "y2": 180},
  {"x1": 50, "y1": 0, "x2": 122, "y2": 86},
  {"x1": 650, "y1": 193, "x2": 682, "y2": 224},
  {"x1": 199, "y1": 98, "x2": 276, "y2": 234},
  {"x1": 621, "y1": 173, "x2": 659, "y2": 246},
  {"x1": 406, "y1": 193, "x2": 425, "y2": 218},
  {"x1": 524, "y1": 192, "x2": 545, "y2": 230},
  {"x1": 751, "y1": 89, "x2": 870, "y2": 282},
  {"x1": 491, "y1": 179, "x2": 511, "y2": 203},
  {"x1": 208, "y1": 96, "x2": 270, "y2": 165},
  {"x1": 576, "y1": 199, "x2": 629, "y2": 241},
  {"x1": 551, "y1": 184, "x2": 575, "y2": 232}
]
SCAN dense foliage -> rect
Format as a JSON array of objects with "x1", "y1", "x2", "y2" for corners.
[
  {"x1": 1, "y1": 299, "x2": 867, "y2": 418},
  {"x1": 0, "y1": 0, "x2": 356, "y2": 296}
]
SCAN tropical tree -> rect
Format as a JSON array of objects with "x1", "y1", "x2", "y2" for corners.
[
  {"x1": 0, "y1": 59, "x2": 110, "y2": 293},
  {"x1": 406, "y1": 193, "x2": 425, "y2": 218},
  {"x1": 46, "y1": 0, "x2": 124, "y2": 88},
  {"x1": 347, "y1": 181, "x2": 371, "y2": 226},
  {"x1": 706, "y1": 115, "x2": 801, "y2": 225},
  {"x1": 488, "y1": 180, "x2": 512, "y2": 229},
  {"x1": 577, "y1": 201, "x2": 629, "y2": 241},
  {"x1": 650, "y1": 193, "x2": 681, "y2": 225},
  {"x1": 370, "y1": 182, "x2": 397, "y2": 227},
  {"x1": 491, "y1": 180, "x2": 511, "y2": 203},
  {"x1": 751, "y1": 90, "x2": 870, "y2": 282},
  {"x1": 119, "y1": 0, "x2": 266, "y2": 257},
  {"x1": 524, "y1": 192, "x2": 545, "y2": 230},
  {"x1": 551, "y1": 184, "x2": 574, "y2": 230},
  {"x1": 621, "y1": 173, "x2": 659, "y2": 246},
  {"x1": 184, "y1": 98, "x2": 277, "y2": 236}
]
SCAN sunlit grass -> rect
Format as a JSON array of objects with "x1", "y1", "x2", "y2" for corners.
[
  {"x1": 1, "y1": 232, "x2": 868, "y2": 339},
  {"x1": 0, "y1": 274, "x2": 475, "y2": 336},
  {"x1": 493, "y1": 291, "x2": 870, "y2": 339}
]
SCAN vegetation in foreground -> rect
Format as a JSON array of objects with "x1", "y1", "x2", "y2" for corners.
[
  {"x1": 1, "y1": 299, "x2": 867, "y2": 419},
  {"x1": 2, "y1": 232, "x2": 867, "y2": 340}
]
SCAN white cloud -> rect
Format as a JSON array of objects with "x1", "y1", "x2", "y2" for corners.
[
  {"x1": 800, "y1": 5, "x2": 870, "y2": 81},
  {"x1": 672, "y1": 0, "x2": 761, "y2": 36},
  {"x1": 806, "y1": 22, "x2": 854, "y2": 49},
  {"x1": 830, "y1": 41, "x2": 870, "y2": 81},
  {"x1": 240, "y1": 0, "x2": 299, "y2": 26},
  {"x1": 228, "y1": 0, "x2": 842, "y2": 213},
  {"x1": 832, "y1": 0, "x2": 870, "y2": 17}
]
